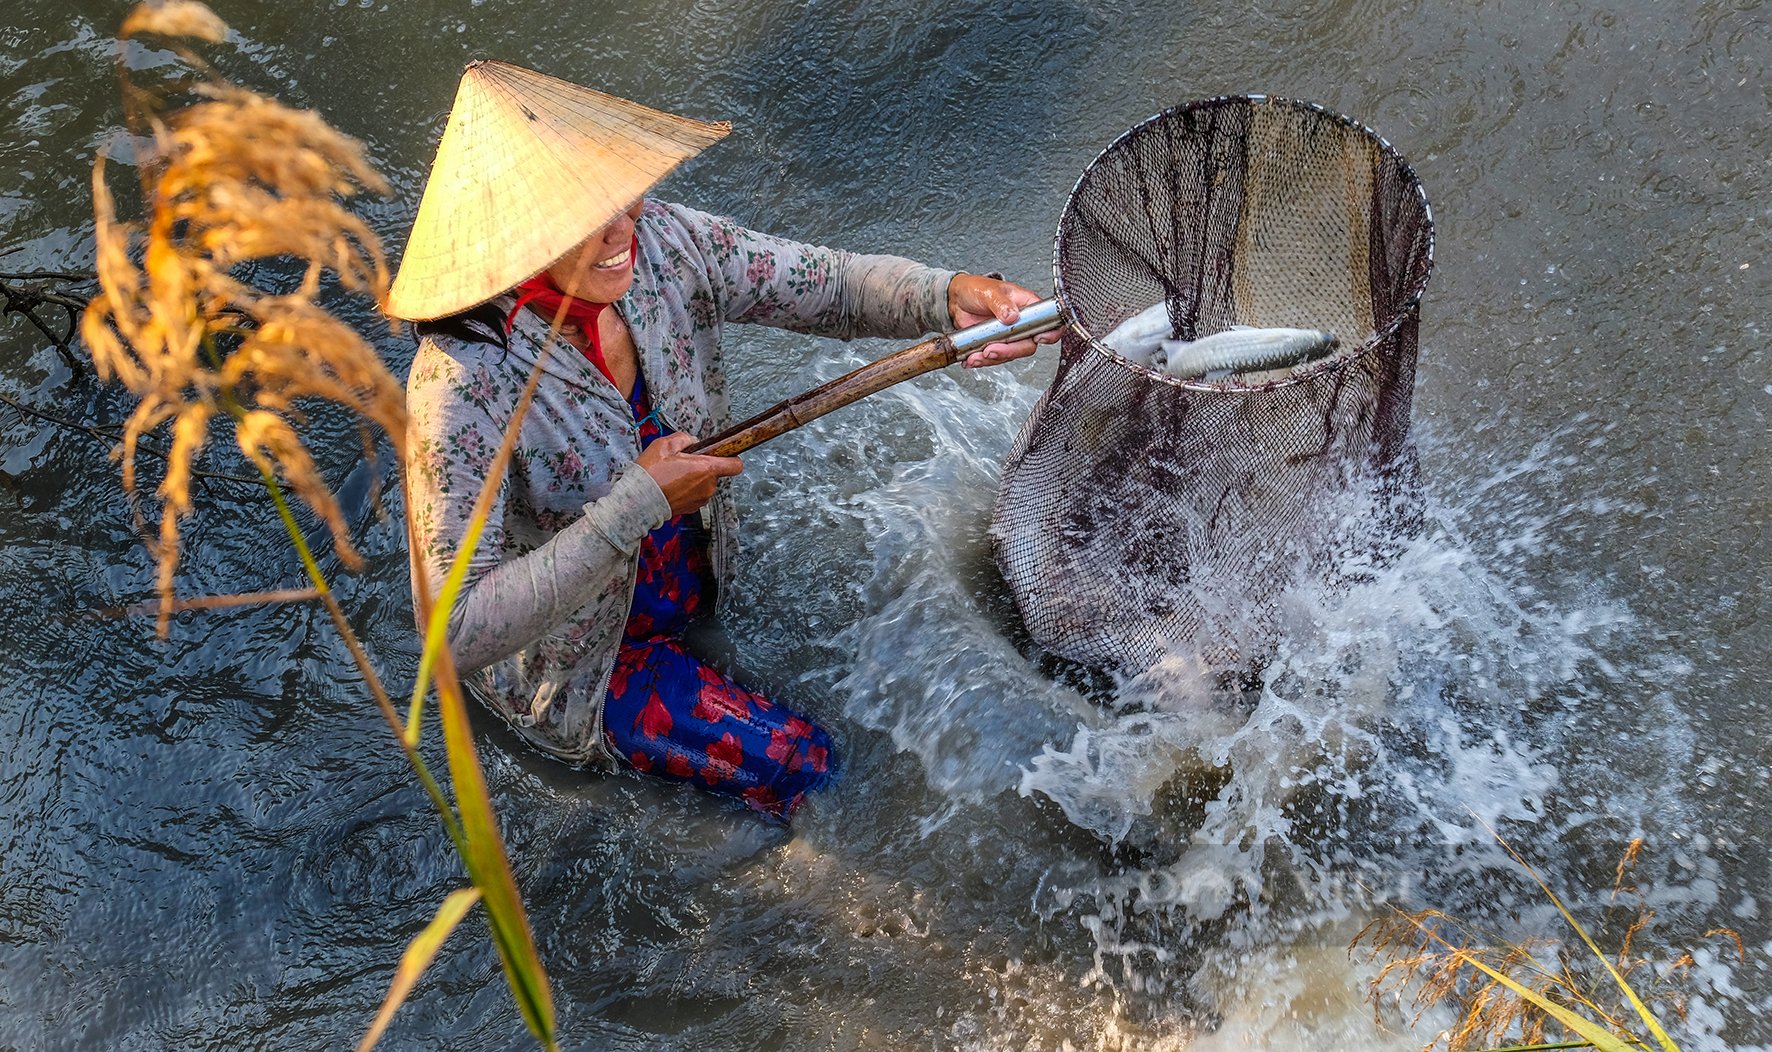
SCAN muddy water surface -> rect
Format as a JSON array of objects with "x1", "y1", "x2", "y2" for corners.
[{"x1": 1, "y1": 0, "x2": 1768, "y2": 1048}]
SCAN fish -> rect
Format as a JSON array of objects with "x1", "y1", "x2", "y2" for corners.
[
  {"x1": 1097, "y1": 301, "x2": 1175, "y2": 364},
  {"x1": 302, "y1": 455, "x2": 383, "y2": 558},
  {"x1": 1157, "y1": 326, "x2": 1338, "y2": 380}
]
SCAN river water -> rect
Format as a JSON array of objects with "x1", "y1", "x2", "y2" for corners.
[{"x1": 2, "y1": 0, "x2": 1768, "y2": 1048}]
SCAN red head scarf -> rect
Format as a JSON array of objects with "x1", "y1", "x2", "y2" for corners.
[{"x1": 504, "y1": 238, "x2": 638, "y2": 388}]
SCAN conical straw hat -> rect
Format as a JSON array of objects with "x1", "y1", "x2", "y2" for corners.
[{"x1": 384, "y1": 60, "x2": 730, "y2": 320}]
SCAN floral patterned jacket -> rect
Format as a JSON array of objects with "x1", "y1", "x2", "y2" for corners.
[{"x1": 405, "y1": 200, "x2": 957, "y2": 767}]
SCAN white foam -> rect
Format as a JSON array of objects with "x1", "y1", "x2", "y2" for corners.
[{"x1": 815, "y1": 375, "x2": 1732, "y2": 1048}]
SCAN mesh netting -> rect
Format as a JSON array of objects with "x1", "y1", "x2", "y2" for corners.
[{"x1": 992, "y1": 96, "x2": 1434, "y2": 673}]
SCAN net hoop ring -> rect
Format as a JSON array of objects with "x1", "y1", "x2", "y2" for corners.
[{"x1": 1052, "y1": 94, "x2": 1436, "y2": 392}]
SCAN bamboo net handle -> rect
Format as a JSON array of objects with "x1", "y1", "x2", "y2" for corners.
[{"x1": 687, "y1": 298, "x2": 1064, "y2": 457}]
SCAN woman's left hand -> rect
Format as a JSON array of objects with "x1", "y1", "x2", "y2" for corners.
[{"x1": 947, "y1": 273, "x2": 1063, "y2": 368}]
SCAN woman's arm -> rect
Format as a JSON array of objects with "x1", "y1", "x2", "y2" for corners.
[
  {"x1": 664, "y1": 202, "x2": 1058, "y2": 364},
  {"x1": 406, "y1": 342, "x2": 673, "y2": 673},
  {"x1": 668, "y1": 202, "x2": 954, "y2": 340}
]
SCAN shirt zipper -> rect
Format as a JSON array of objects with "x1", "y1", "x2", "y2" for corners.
[
  {"x1": 620, "y1": 299, "x2": 730, "y2": 584},
  {"x1": 591, "y1": 399, "x2": 646, "y2": 770}
]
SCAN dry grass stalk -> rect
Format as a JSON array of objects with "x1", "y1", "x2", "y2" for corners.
[
  {"x1": 1355, "y1": 908, "x2": 1615, "y2": 1051},
  {"x1": 79, "y1": 9, "x2": 561, "y2": 1048},
  {"x1": 89, "y1": 586, "x2": 323, "y2": 620},
  {"x1": 80, "y1": 4, "x2": 400, "y2": 633},
  {"x1": 1352, "y1": 841, "x2": 1741, "y2": 1052}
]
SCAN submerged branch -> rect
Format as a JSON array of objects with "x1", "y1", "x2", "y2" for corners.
[
  {"x1": 1, "y1": 269, "x2": 95, "y2": 371},
  {"x1": 89, "y1": 586, "x2": 322, "y2": 619},
  {"x1": 0, "y1": 390, "x2": 262, "y2": 487}
]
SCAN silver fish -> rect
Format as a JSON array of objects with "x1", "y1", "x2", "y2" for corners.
[
  {"x1": 1157, "y1": 326, "x2": 1338, "y2": 380},
  {"x1": 1097, "y1": 301, "x2": 1174, "y2": 364}
]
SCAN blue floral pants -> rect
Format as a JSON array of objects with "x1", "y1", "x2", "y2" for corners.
[{"x1": 601, "y1": 374, "x2": 835, "y2": 820}]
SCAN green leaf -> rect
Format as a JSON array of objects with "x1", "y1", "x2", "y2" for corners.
[
  {"x1": 357, "y1": 887, "x2": 481, "y2": 1052},
  {"x1": 404, "y1": 502, "x2": 491, "y2": 748},
  {"x1": 1493, "y1": 835, "x2": 1680, "y2": 1052},
  {"x1": 1451, "y1": 950, "x2": 1642, "y2": 1052},
  {"x1": 403, "y1": 317, "x2": 566, "y2": 751},
  {"x1": 407, "y1": 347, "x2": 562, "y2": 1049},
  {"x1": 431, "y1": 652, "x2": 557, "y2": 1046}
]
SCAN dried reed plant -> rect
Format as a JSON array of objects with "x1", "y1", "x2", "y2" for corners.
[
  {"x1": 78, "y1": 4, "x2": 558, "y2": 1049},
  {"x1": 82, "y1": 0, "x2": 399, "y2": 634},
  {"x1": 1352, "y1": 835, "x2": 1744, "y2": 1052}
]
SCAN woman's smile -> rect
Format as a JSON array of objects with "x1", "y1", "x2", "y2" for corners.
[
  {"x1": 592, "y1": 244, "x2": 633, "y2": 271},
  {"x1": 545, "y1": 198, "x2": 644, "y2": 303}
]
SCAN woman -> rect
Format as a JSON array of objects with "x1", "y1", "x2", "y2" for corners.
[{"x1": 389, "y1": 62, "x2": 1053, "y2": 820}]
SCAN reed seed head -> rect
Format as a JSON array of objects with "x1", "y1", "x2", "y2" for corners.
[
  {"x1": 83, "y1": 1, "x2": 405, "y2": 632},
  {"x1": 119, "y1": 0, "x2": 228, "y2": 44}
]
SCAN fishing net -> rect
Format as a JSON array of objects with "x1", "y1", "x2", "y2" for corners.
[{"x1": 992, "y1": 96, "x2": 1434, "y2": 674}]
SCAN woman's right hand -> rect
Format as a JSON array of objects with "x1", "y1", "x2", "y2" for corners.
[{"x1": 636, "y1": 432, "x2": 744, "y2": 517}]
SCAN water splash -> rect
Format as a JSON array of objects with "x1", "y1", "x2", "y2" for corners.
[{"x1": 834, "y1": 391, "x2": 1728, "y2": 1044}]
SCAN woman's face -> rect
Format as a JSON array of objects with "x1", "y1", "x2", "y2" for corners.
[{"x1": 546, "y1": 198, "x2": 644, "y2": 304}]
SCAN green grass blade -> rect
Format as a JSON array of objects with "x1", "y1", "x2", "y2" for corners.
[
  {"x1": 406, "y1": 347, "x2": 561, "y2": 1049},
  {"x1": 1489, "y1": 831, "x2": 1681, "y2": 1052},
  {"x1": 403, "y1": 313, "x2": 566, "y2": 751},
  {"x1": 404, "y1": 517, "x2": 487, "y2": 747},
  {"x1": 356, "y1": 887, "x2": 481, "y2": 1052},
  {"x1": 1451, "y1": 951, "x2": 1641, "y2": 1052},
  {"x1": 1545, "y1": 888, "x2": 1676, "y2": 1052},
  {"x1": 411, "y1": 523, "x2": 554, "y2": 1047},
  {"x1": 257, "y1": 461, "x2": 466, "y2": 855},
  {"x1": 430, "y1": 647, "x2": 556, "y2": 1047},
  {"x1": 404, "y1": 462, "x2": 507, "y2": 747}
]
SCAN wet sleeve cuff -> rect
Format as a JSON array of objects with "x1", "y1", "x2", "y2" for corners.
[
  {"x1": 921, "y1": 268, "x2": 960, "y2": 332},
  {"x1": 583, "y1": 467, "x2": 671, "y2": 554}
]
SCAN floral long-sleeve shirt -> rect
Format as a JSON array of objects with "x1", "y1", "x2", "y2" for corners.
[{"x1": 405, "y1": 200, "x2": 957, "y2": 767}]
